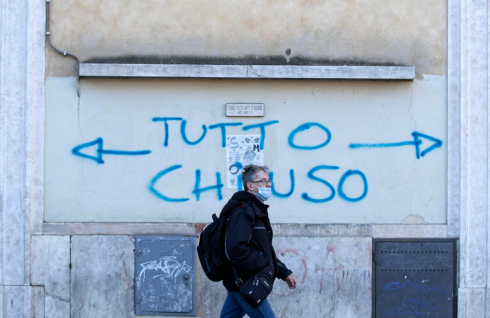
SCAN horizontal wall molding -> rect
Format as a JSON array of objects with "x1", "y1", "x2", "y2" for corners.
[
  {"x1": 79, "y1": 63, "x2": 415, "y2": 80},
  {"x1": 44, "y1": 222, "x2": 448, "y2": 237},
  {"x1": 43, "y1": 223, "x2": 199, "y2": 236}
]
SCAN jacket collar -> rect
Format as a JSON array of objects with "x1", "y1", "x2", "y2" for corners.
[{"x1": 240, "y1": 191, "x2": 269, "y2": 216}]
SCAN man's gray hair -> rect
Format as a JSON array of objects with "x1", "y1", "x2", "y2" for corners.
[{"x1": 242, "y1": 164, "x2": 269, "y2": 190}]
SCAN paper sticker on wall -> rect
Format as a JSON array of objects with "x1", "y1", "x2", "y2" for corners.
[{"x1": 226, "y1": 135, "x2": 263, "y2": 188}]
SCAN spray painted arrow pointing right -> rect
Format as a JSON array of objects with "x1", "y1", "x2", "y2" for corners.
[{"x1": 349, "y1": 131, "x2": 443, "y2": 159}]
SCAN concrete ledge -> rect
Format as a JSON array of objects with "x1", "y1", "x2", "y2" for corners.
[
  {"x1": 272, "y1": 224, "x2": 372, "y2": 237},
  {"x1": 372, "y1": 224, "x2": 448, "y2": 238},
  {"x1": 79, "y1": 63, "x2": 415, "y2": 80},
  {"x1": 44, "y1": 223, "x2": 450, "y2": 238},
  {"x1": 45, "y1": 222, "x2": 373, "y2": 237},
  {"x1": 43, "y1": 222, "x2": 198, "y2": 236}
]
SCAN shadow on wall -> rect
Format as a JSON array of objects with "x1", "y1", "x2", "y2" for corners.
[{"x1": 84, "y1": 54, "x2": 411, "y2": 67}]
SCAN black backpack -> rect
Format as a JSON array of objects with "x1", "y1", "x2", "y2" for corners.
[{"x1": 197, "y1": 213, "x2": 230, "y2": 282}]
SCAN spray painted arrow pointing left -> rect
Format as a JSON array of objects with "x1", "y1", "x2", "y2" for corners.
[{"x1": 71, "y1": 138, "x2": 151, "y2": 164}]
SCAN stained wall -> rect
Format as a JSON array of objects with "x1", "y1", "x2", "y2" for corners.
[{"x1": 46, "y1": 0, "x2": 447, "y2": 78}]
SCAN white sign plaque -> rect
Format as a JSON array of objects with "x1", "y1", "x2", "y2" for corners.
[{"x1": 226, "y1": 103, "x2": 265, "y2": 117}]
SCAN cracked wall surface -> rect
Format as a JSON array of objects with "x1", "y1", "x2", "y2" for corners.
[{"x1": 31, "y1": 236, "x2": 70, "y2": 318}]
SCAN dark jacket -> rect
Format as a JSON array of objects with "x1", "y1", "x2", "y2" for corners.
[{"x1": 220, "y1": 190, "x2": 293, "y2": 292}]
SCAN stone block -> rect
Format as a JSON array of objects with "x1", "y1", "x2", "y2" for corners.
[
  {"x1": 372, "y1": 225, "x2": 448, "y2": 238},
  {"x1": 200, "y1": 280, "x2": 228, "y2": 318},
  {"x1": 487, "y1": 288, "x2": 490, "y2": 318},
  {"x1": 458, "y1": 288, "x2": 486, "y2": 318},
  {"x1": 3, "y1": 286, "x2": 31, "y2": 318},
  {"x1": 71, "y1": 235, "x2": 134, "y2": 318},
  {"x1": 273, "y1": 224, "x2": 371, "y2": 237},
  {"x1": 3, "y1": 190, "x2": 26, "y2": 285},
  {"x1": 0, "y1": 286, "x2": 3, "y2": 318},
  {"x1": 31, "y1": 287, "x2": 45, "y2": 318},
  {"x1": 2, "y1": 286, "x2": 44, "y2": 318},
  {"x1": 200, "y1": 237, "x2": 372, "y2": 317},
  {"x1": 31, "y1": 235, "x2": 70, "y2": 318},
  {"x1": 45, "y1": 295, "x2": 70, "y2": 318},
  {"x1": 317, "y1": 224, "x2": 371, "y2": 237},
  {"x1": 43, "y1": 223, "x2": 196, "y2": 236}
]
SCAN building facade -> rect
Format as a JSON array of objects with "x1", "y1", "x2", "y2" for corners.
[{"x1": 0, "y1": 0, "x2": 488, "y2": 316}]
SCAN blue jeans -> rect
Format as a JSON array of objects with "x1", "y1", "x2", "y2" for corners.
[{"x1": 220, "y1": 291, "x2": 276, "y2": 318}]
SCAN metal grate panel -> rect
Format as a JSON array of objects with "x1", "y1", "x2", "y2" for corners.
[
  {"x1": 373, "y1": 239, "x2": 457, "y2": 318},
  {"x1": 135, "y1": 236, "x2": 196, "y2": 316}
]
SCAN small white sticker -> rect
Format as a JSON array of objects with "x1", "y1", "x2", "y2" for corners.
[{"x1": 226, "y1": 103, "x2": 265, "y2": 117}]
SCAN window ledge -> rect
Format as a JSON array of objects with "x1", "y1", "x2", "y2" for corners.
[{"x1": 79, "y1": 63, "x2": 415, "y2": 80}]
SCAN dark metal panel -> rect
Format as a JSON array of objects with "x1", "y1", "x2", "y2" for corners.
[
  {"x1": 135, "y1": 236, "x2": 196, "y2": 316},
  {"x1": 373, "y1": 239, "x2": 457, "y2": 318}
]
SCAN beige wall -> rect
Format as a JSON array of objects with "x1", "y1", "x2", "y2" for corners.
[
  {"x1": 45, "y1": 76, "x2": 447, "y2": 223},
  {"x1": 44, "y1": 0, "x2": 448, "y2": 224},
  {"x1": 46, "y1": 0, "x2": 447, "y2": 78}
]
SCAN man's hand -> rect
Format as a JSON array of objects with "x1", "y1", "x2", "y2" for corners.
[{"x1": 285, "y1": 274, "x2": 297, "y2": 289}]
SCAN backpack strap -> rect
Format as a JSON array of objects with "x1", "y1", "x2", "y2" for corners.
[{"x1": 232, "y1": 265, "x2": 243, "y2": 286}]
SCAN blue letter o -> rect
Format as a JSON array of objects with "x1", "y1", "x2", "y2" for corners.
[
  {"x1": 337, "y1": 170, "x2": 368, "y2": 202},
  {"x1": 288, "y1": 123, "x2": 331, "y2": 150}
]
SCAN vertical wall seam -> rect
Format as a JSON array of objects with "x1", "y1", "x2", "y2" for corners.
[
  {"x1": 487, "y1": 0, "x2": 490, "y2": 305},
  {"x1": 447, "y1": 0, "x2": 462, "y2": 238},
  {"x1": 1, "y1": 0, "x2": 28, "y2": 286},
  {"x1": 461, "y1": 0, "x2": 468, "y2": 288},
  {"x1": 0, "y1": 0, "x2": 6, "y2": 287},
  {"x1": 69, "y1": 235, "x2": 72, "y2": 317}
]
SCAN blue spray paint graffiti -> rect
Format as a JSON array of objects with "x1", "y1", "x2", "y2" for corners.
[
  {"x1": 301, "y1": 165, "x2": 339, "y2": 203},
  {"x1": 72, "y1": 117, "x2": 443, "y2": 204},
  {"x1": 337, "y1": 170, "x2": 368, "y2": 202},
  {"x1": 270, "y1": 170, "x2": 295, "y2": 198},
  {"x1": 288, "y1": 122, "x2": 332, "y2": 150},
  {"x1": 349, "y1": 131, "x2": 442, "y2": 159},
  {"x1": 180, "y1": 120, "x2": 207, "y2": 145},
  {"x1": 152, "y1": 117, "x2": 183, "y2": 146},
  {"x1": 71, "y1": 137, "x2": 151, "y2": 164},
  {"x1": 228, "y1": 161, "x2": 244, "y2": 191},
  {"x1": 192, "y1": 170, "x2": 224, "y2": 201},
  {"x1": 209, "y1": 122, "x2": 243, "y2": 147},
  {"x1": 149, "y1": 165, "x2": 190, "y2": 202},
  {"x1": 384, "y1": 281, "x2": 449, "y2": 297}
]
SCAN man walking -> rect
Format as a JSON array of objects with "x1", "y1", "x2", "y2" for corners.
[{"x1": 219, "y1": 164, "x2": 297, "y2": 318}]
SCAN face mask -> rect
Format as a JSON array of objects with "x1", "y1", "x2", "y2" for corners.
[{"x1": 251, "y1": 183, "x2": 271, "y2": 201}]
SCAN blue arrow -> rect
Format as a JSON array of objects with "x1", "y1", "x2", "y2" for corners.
[
  {"x1": 349, "y1": 132, "x2": 443, "y2": 159},
  {"x1": 72, "y1": 138, "x2": 151, "y2": 164}
]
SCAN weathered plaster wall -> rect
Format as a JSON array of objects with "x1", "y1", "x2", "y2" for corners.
[{"x1": 45, "y1": 0, "x2": 447, "y2": 78}]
